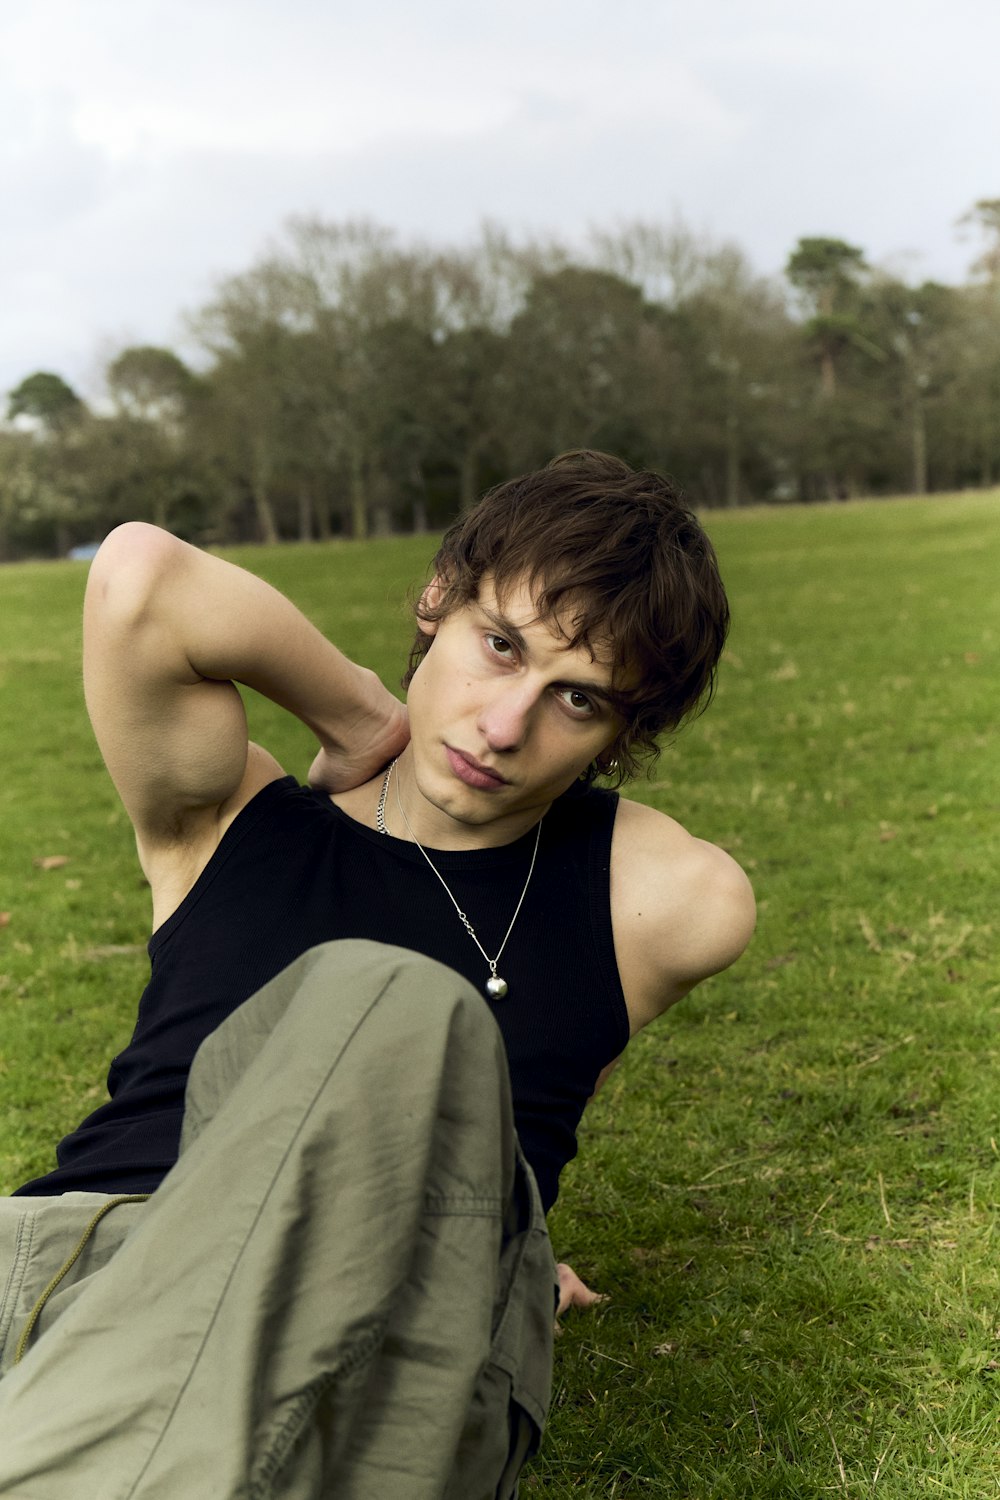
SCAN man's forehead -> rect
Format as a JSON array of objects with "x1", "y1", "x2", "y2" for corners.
[{"x1": 478, "y1": 575, "x2": 618, "y2": 674}]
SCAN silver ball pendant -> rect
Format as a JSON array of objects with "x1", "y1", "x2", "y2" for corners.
[{"x1": 485, "y1": 975, "x2": 508, "y2": 1000}]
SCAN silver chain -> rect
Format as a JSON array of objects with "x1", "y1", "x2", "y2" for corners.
[
  {"x1": 375, "y1": 760, "x2": 392, "y2": 834},
  {"x1": 376, "y1": 758, "x2": 542, "y2": 997}
]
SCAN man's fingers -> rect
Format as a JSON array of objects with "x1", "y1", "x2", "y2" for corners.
[{"x1": 556, "y1": 1261, "x2": 607, "y2": 1317}]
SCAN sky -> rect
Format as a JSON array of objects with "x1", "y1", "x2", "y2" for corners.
[{"x1": 3, "y1": 0, "x2": 998, "y2": 397}]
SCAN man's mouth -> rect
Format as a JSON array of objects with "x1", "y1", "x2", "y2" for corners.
[{"x1": 444, "y1": 747, "x2": 509, "y2": 790}]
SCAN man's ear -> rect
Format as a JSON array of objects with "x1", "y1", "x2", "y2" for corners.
[
  {"x1": 594, "y1": 737, "x2": 623, "y2": 777},
  {"x1": 417, "y1": 576, "x2": 446, "y2": 637}
]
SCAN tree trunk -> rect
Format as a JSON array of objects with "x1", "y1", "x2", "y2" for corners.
[
  {"x1": 251, "y1": 481, "x2": 279, "y2": 544},
  {"x1": 820, "y1": 348, "x2": 837, "y2": 399},
  {"x1": 911, "y1": 399, "x2": 928, "y2": 495},
  {"x1": 459, "y1": 443, "x2": 480, "y2": 512},
  {"x1": 410, "y1": 457, "x2": 428, "y2": 533},
  {"x1": 349, "y1": 450, "x2": 368, "y2": 540},
  {"x1": 249, "y1": 448, "x2": 279, "y2": 544},
  {"x1": 370, "y1": 471, "x2": 393, "y2": 536},
  {"x1": 700, "y1": 464, "x2": 720, "y2": 508},
  {"x1": 979, "y1": 423, "x2": 993, "y2": 487},
  {"x1": 315, "y1": 490, "x2": 332, "y2": 540},
  {"x1": 724, "y1": 413, "x2": 740, "y2": 507},
  {"x1": 298, "y1": 488, "x2": 313, "y2": 542}
]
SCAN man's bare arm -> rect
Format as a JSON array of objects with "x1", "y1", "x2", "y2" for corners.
[
  {"x1": 611, "y1": 798, "x2": 756, "y2": 1033},
  {"x1": 85, "y1": 523, "x2": 408, "y2": 859},
  {"x1": 553, "y1": 802, "x2": 756, "y2": 1320}
]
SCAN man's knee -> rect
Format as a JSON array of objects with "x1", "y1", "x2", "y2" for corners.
[
  {"x1": 183, "y1": 940, "x2": 509, "y2": 1155},
  {"x1": 275, "y1": 940, "x2": 502, "y2": 1060}
]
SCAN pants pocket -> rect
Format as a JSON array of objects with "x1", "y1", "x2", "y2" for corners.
[
  {"x1": 445, "y1": 1147, "x2": 556, "y2": 1500},
  {"x1": 454, "y1": 1358, "x2": 543, "y2": 1500}
]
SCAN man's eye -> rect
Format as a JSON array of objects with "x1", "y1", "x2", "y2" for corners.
[
  {"x1": 561, "y1": 689, "x2": 595, "y2": 715},
  {"x1": 488, "y1": 635, "x2": 513, "y2": 656}
]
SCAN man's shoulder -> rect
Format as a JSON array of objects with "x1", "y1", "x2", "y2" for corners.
[
  {"x1": 613, "y1": 793, "x2": 745, "y2": 874},
  {"x1": 610, "y1": 795, "x2": 756, "y2": 1025}
]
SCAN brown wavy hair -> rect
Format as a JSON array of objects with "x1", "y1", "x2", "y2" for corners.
[{"x1": 404, "y1": 450, "x2": 730, "y2": 784}]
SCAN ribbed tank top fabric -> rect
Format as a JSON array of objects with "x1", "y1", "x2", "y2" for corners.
[{"x1": 16, "y1": 776, "x2": 630, "y2": 1211}]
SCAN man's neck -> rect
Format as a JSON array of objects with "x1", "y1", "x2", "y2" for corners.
[{"x1": 331, "y1": 749, "x2": 552, "y2": 852}]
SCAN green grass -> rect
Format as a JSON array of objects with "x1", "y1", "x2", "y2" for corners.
[{"x1": 2, "y1": 496, "x2": 1000, "y2": 1496}]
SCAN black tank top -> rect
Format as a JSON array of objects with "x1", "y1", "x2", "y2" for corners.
[{"x1": 17, "y1": 777, "x2": 630, "y2": 1211}]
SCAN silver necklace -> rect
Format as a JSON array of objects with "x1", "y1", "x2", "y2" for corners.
[{"x1": 375, "y1": 759, "x2": 542, "y2": 1000}]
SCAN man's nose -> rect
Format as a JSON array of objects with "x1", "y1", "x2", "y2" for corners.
[{"x1": 477, "y1": 682, "x2": 537, "y2": 752}]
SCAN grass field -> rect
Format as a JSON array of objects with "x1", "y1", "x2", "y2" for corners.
[{"x1": 2, "y1": 493, "x2": 999, "y2": 1496}]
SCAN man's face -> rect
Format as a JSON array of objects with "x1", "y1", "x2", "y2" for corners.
[{"x1": 402, "y1": 576, "x2": 624, "y2": 847}]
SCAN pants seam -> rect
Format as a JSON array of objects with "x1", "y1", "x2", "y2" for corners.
[
  {"x1": 0, "y1": 1213, "x2": 36, "y2": 1369},
  {"x1": 424, "y1": 1193, "x2": 504, "y2": 1216},
  {"x1": 247, "y1": 1323, "x2": 387, "y2": 1500}
]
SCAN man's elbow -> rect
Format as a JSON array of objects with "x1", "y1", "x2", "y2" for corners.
[
  {"x1": 86, "y1": 522, "x2": 187, "y2": 629},
  {"x1": 688, "y1": 846, "x2": 757, "y2": 980},
  {"x1": 714, "y1": 858, "x2": 757, "y2": 972}
]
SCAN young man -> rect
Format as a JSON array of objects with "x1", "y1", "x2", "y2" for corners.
[{"x1": 0, "y1": 451, "x2": 754, "y2": 1496}]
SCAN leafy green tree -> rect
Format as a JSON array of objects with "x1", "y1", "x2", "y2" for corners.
[
  {"x1": 854, "y1": 278, "x2": 963, "y2": 494},
  {"x1": 784, "y1": 238, "x2": 885, "y2": 498},
  {"x1": 662, "y1": 250, "x2": 797, "y2": 505},
  {"x1": 192, "y1": 259, "x2": 320, "y2": 543},
  {"x1": 200, "y1": 331, "x2": 297, "y2": 544},
  {"x1": 433, "y1": 323, "x2": 508, "y2": 512},
  {"x1": 97, "y1": 347, "x2": 211, "y2": 533},
  {"x1": 430, "y1": 234, "x2": 546, "y2": 512},
  {"x1": 500, "y1": 266, "x2": 652, "y2": 468},
  {"x1": 7, "y1": 371, "x2": 85, "y2": 432},
  {"x1": 191, "y1": 222, "x2": 445, "y2": 539},
  {"x1": 938, "y1": 286, "x2": 1000, "y2": 486},
  {"x1": 786, "y1": 238, "x2": 869, "y2": 398},
  {"x1": 285, "y1": 220, "x2": 448, "y2": 538},
  {"x1": 4, "y1": 373, "x2": 93, "y2": 552},
  {"x1": 0, "y1": 430, "x2": 39, "y2": 559},
  {"x1": 106, "y1": 346, "x2": 198, "y2": 426}
]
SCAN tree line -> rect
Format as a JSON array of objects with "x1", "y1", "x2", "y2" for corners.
[{"x1": 2, "y1": 202, "x2": 999, "y2": 558}]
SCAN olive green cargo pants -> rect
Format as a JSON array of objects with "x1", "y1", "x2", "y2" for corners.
[{"x1": 0, "y1": 941, "x2": 556, "y2": 1498}]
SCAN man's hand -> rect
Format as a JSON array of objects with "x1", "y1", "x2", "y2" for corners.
[
  {"x1": 308, "y1": 685, "x2": 409, "y2": 795},
  {"x1": 556, "y1": 1262, "x2": 606, "y2": 1319}
]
